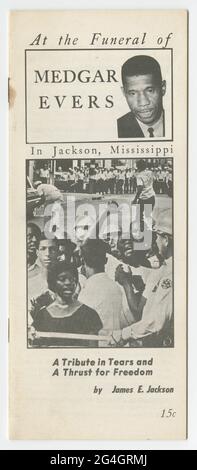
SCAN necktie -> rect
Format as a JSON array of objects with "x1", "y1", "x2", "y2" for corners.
[{"x1": 148, "y1": 127, "x2": 154, "y2": 138}]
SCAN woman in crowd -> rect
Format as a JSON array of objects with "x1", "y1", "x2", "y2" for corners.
[{"x1": 29, "y1": 262, "x2": 102, "y2": 348}]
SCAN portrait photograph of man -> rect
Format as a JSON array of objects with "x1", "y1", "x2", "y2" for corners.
[{"x1": 117, "y1": 54, "x2": 169, "y2": 139}]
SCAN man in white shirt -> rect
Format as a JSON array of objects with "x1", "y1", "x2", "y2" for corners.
[
  {"x1": 78, "y1": 239, "x2": 122, "y2": 332},
  {"x1": 39, "y1": 164, "x2": 50, "y2": 183},
  {"x1": 107, "y1": 209, "x2": 173, "y2": 347},
  {"x1": 34, "y1": 181, "x2": 63, "y2": 205},
  {"x1": 133, "y1": 159, "x2": 155, "y2": 232},
  {"x1": 28, "y1": 237, "x2": 59, "y2": 306}
]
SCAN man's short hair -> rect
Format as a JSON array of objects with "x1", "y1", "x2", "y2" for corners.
[
  {"x1": 136, "y1": 159, "x2": 146, "y2": 172},
  {"x1": 121, "y1": 55, "x2": 162, "y2": 87},
  {"x1": 81, "y1": 238, "x2": 108, "y2": 270},
  {"x1": 57, "y1": 238, "x2": 76, "y2": 254},
  {"x1": 38, "y1": 233, "x2": 59, "y2": 246},
  {"x1": 27, "y1": 222, "x2": 41, "y2": 241}
]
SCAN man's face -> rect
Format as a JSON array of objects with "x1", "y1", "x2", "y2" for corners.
[
  {"x1": 80, "y1": 259, "x2": 90, "y2": 279},
  {"x1": 75, "y1": 225, "x2": 89, "y2": 245},
  {"x1": 156, "y1": 233, "x2": 168, "y2": 258},
  {"x1": 27, "y1": 227, "x2": 39, "y2": 257},
  {"x1": 118, "y1": 238, "x2": 133, "y2": 263},
  {"x1": 101, "y1": 231, "x2": 121, "y2": 259},
  {"x1": 122, "y1": 74, "x2": 166, "y2": 125},
  {"x1": 38, "y1": 240, "x2": 58, "y2": 269}
]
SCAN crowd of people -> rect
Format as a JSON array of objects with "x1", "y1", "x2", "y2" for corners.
[
  {"x1": 27, "y1": 203, "x2": 173, "y2": 349},
  {"x1": 34, "y1": 163, "x2": 173, "y2": 197}
]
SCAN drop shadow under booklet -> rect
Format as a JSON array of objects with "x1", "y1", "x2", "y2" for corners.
[{"x1": 9, "y1": 10, "x2": 187, "y2": 439}]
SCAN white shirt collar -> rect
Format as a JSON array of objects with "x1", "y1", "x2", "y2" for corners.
[
  {"x1": 28, "y1": 262, "x2": 37, "y2": 272},
  {"x1": 136, "y1": 110, "x2": 164, "y2": 138},
  {"x1": 85, "y1": 272, "x2": 107, "y2": 283}
]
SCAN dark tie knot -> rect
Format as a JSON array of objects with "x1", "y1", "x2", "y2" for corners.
[{"x1": 148, "y1": 127, "x2": 154, "y2": 138}]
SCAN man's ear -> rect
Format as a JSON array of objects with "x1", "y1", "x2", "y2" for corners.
[
  {"x1": 161, "y1": 80, "x2": 166, "y2": 96},
  {"x1": 121, "y1": 86, "x2": 126, "y2": 97},
  {"x1": 164, "y1": 234, "x2": 169, "y2": 247}
]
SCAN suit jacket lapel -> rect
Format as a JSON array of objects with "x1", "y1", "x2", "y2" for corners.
[{"x1": 123, "y1": 112, "x2": 145, "y2": 138}]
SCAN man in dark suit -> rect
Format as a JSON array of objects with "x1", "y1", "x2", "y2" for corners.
[{"x1": 117, "y1": 55, "x2": 166, "y2": 138}]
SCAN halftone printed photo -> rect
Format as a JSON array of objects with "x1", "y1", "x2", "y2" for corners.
[{"x1": 27, "y1": 158, "x2": 173, "y2": 349}]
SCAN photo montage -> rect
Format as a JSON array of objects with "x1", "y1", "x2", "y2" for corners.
[
  {"x1": 27, "y1": 157, "x2": 173, "y2": 349},
  {"x1": 26, "y1": 47, "x2": 174, "y2": 349}
]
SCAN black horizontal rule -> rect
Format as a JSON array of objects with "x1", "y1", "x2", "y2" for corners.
[{"x1": 0, "y1": 450, "x2": 194, "y2": 466}]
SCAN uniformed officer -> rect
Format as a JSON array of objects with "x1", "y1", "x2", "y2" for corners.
[
  {"x1": 107, "y1": 209, "x2": 173, "y2": 347},
  {"x1": 133, "y1": 159, "x2": 155, "y2": 232}
]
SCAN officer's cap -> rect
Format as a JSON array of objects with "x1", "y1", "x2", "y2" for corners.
[{"x1": 155, "y1": 209, "x2": 172, "y2": 235}]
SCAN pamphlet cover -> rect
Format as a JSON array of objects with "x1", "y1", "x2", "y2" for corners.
[{"x1": 9, "y1": 10, "x2": 187, "y2": 439}]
